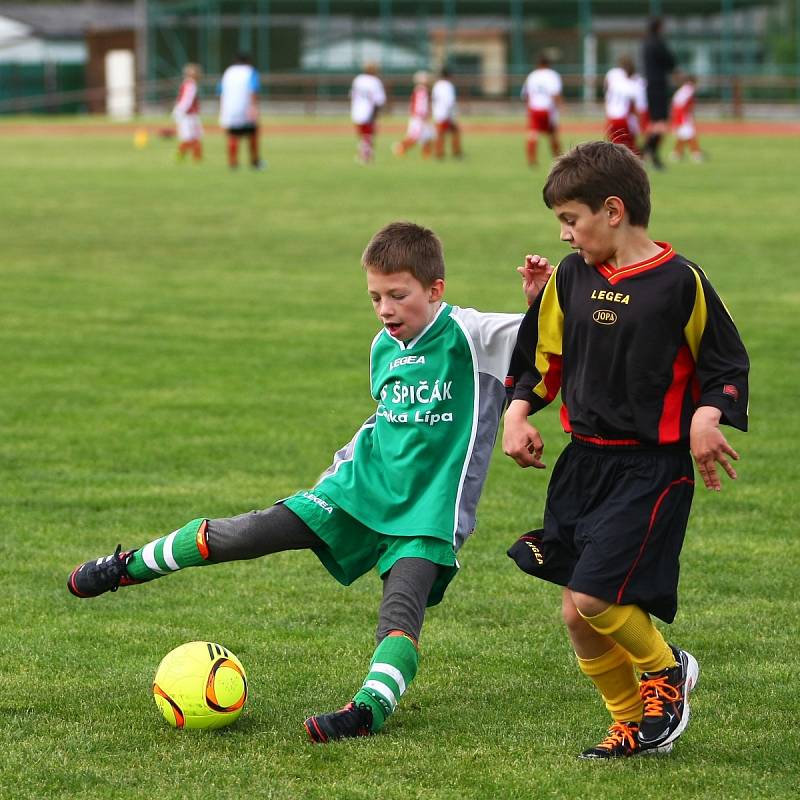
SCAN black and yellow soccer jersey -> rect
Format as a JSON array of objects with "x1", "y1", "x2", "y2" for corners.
[{"x1": 510, "y1": 243, "x2": 749, "y2": 445}]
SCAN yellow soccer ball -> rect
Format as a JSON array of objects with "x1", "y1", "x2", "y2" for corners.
[{"x1": 153, "y1": 641, "x2": 248, "y2": 730}]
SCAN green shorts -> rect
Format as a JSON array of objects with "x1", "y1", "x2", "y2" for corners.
[{"x1": 283, "y1": 489, "x2": 459, "y2": 607}]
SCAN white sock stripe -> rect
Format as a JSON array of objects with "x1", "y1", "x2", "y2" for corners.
[
  {"x1": 363, "y1": 680, "x2": 397, "y2": 710},
  {"x1": 142, "y1": 541, "x2": 167, "y2": 574},
  {"x1": 161, "y1": 530, "x2": 180, "y2": 571},
  {"x1": 370, "y1": 663, "x2": 406, "y2": 695}
]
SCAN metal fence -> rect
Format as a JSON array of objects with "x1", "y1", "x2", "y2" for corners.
[{"x1": 1, "y1": 0, "x2": 798, "y2": 115}]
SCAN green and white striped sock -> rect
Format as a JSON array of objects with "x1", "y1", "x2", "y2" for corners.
[
  {"x1": 352, "y1": 632, "x2": 419, "y2": 733},
  {"x1": 126, "y1": 518, "x2": 210, "y2": 582}
]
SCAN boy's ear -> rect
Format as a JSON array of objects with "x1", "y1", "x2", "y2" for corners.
[
  {"x1": 604, "y1": 196, "x2": 625, "y2": 226},
  {"x1": 428, "y1": 278, "x2": 445, "y2": 302}
]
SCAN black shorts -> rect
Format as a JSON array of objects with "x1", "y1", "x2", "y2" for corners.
[
  {"x1": 226, "y1": 124, "x2": 258, "y2": 136},
  {"x1": 508, "y1": 439, "x2": 694, "y2": 622},
  {"x1": 646, "y1": 87, "x2": 670, "y2": 122}
]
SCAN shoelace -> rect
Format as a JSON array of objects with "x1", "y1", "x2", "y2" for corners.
[
  {"x1": 598, "y1": 722, "x2": 638, "y2": 751},
  {"x1": 91, "y1": 544, "x2": 129, "y2": 591},
  {"x1": 640, "y1": 673, "x2": 682, "y2": 718}
]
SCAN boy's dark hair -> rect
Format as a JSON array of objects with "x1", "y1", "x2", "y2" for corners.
[
  {"x1": 543, "y1": 141, "x2": 651, "y2": 227},
  {"x1": 362, "y1": 222, "x2": 445, "y2": 285}
]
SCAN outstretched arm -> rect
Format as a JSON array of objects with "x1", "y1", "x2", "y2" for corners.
[{"x1": 690, "y1": 405, "x2": 739, "y2": 491}]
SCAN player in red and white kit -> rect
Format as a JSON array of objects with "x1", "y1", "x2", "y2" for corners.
[
  {"x1": 628, "y1": 71, "x2": 650, "y2": 153},
  {"x1": 431, "y1": 68, "x2": 463, "y2": 160},
  {"x1": 521, "y1": 55, "x2": 563, "y2": 167},
  {"x1": 671, "y1": 75, "x2": 704, "y2": 162},
  {"x1": 350, "y1": 62, "x2": 386, "y2": 165},
  {"x1": 393, "y1": 71, "x2": 434, "y2": 158},
  {"x1": 173, "y1": 64, "x2": 203, "y2": 162},
  {"x1": 604, "y1": 57, "x2": 639, "y2": 155}
]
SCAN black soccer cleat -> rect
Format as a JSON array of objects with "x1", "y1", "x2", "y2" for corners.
[
  {"x1": 637, "y1": 645, "x2": 699, "y2": 749},
  {"x1": 579, "y1": 721, "x2": 673, "y2": 759},
  {"x1": 304, "y1": 701, "x2": 373, "y2": 743},
  {"x1": 67, "y1": 544, "x2": 138, "y2": 598}
]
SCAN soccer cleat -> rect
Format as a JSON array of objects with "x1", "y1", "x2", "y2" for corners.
[
  {"x1": 304, "y1": 701, "x2": 373, "y2": 743},
  {"x1": 67, "y1": 544, "x2": 138, "y2": 598},
  {"x1": 637, "y1": 645, "x2": 699, "y2": 749},
  {"x1": 579, "y1": 721, "x2": 673, "y2": 760}
]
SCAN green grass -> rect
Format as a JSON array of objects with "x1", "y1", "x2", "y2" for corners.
[{"x1": 1, "y1": 118, "x2": 798, "y2": 799}]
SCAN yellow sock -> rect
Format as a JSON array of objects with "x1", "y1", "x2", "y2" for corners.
[
  {"x1": 576, "y1": 643, "x2": 643, "y2": 722},
  {"x1": 579, "y1": 604, "x2": 676, "y2": 673}
]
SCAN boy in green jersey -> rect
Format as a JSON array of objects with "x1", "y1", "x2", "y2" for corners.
[{"x1": 68, "y1": 221, "x2": 551, "y2": 741}]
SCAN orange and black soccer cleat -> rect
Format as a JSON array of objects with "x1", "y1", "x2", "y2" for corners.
[
  {"x1": 579, "y1": 721, "x2": 673, "y2": 759},
  {"x1": 638, "y1": 645, "x2": 699, "y2": 749}
]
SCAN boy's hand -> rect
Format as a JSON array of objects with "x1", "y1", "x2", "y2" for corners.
[
  {"x1": 518, "y1": 254, "x2": 554, "y2": 305},
  {"x1": 690, "y1": 405, "x2": 739, "y2": 491},
  {"x1": 503, "y1": 399, "x2": 546, "y2": 469}
]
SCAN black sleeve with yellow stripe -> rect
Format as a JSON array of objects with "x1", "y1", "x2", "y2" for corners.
[{"x1": 509, "y1": 264, "x2": 565, "y2": 414}]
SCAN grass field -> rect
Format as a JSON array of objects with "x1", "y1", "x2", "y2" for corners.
[{"x1": 1, "y1": 117, "x2": 799, "y2": 799}]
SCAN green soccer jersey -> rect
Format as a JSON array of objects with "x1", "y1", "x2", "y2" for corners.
[{"x1": 314, "y1": 302, "x2": 522, "y2": 549}]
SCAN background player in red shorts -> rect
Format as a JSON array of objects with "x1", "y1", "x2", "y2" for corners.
[
  {"x1": 604, "y1": 57, "x2": 639, "y2": 154},
  {"x1": 521, "y1": 55, "x2": 563, "y2": 167},
  {"x1": 393, "y1": 71, "x2": 434, "y2": 158},
  {"x1": 431, "y1": 68, "x2": 463, "y2": 160},
  {"x1": 671, "y1": 74, "x2": 705, "y2": 163},
  {"x1": 350, "y1": 62, "x2": 386, "y2": 165},
  {"x1": 172, "y1": 63, "x2": 203, "y2": 162}
]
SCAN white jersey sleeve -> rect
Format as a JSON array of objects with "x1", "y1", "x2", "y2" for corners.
[{"x1": 449, "y1": 307, "x2": 523, "y2": 384}]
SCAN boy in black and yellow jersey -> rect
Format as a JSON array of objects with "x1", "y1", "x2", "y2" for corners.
[{"x1": 504, "y1": 141, "x2": 749, "y2": 759}]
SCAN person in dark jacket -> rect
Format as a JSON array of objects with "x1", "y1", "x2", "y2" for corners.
[{"x1": 641, "y1": 18, "x2": 676, "y2": 169}]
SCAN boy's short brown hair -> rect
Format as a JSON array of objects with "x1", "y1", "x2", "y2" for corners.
[
  {"x1": 543, "y1": 141, "x2": 652, "y2": 227},
  {"x1": 362, "y1": 222, "x2": 445, "y2": 286}
]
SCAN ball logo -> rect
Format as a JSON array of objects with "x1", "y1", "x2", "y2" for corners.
[
  {"x1": 152, "y1": 641, "x2": 248, "y2": 730},
  {"x1": 205, "y1": 657, "x2": 248, "y2": 713},
  {"x1": 592, "y1": 309, "x2": 617, "y2": 325}
]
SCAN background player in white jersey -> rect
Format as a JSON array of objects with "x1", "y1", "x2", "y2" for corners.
[
  {"x1": 670, "y1": 74, "x2": 704, "y2": 162},
  {"x1": 628, "y1": 71, "x2": 650, "y2": 153},
  {"x1": 431, "y1": 68, "x2": 463, "y2": 159},
  {"x1": 521, "y1": 55, "x2": 563, "y2": 167},
  {"x1": 350, "y1": 62, "x2": 386, "y2": 164},
  {"x1": 393, "y1": 71, "x2": 434, "y2": 158},
  {"x1": 172, "y1": 63, "x2": 203, "y2": 162},
  {"x1": 604, "y1": 57, "x2": 639, "y2": 154},
  {"x1": 67, "y1": 222, "x2": 551, "y2": 743},
  {"x1": 218, "y1": 53, "x2": 263, "y2": 170}
]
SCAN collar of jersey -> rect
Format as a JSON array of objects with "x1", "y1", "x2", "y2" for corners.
[
  {"x1": 596, "y1": 241, "x2": 674, "y2": 284},
  {"x1": 386, "y1": 301, "x2": 450, "y2": 351}
]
